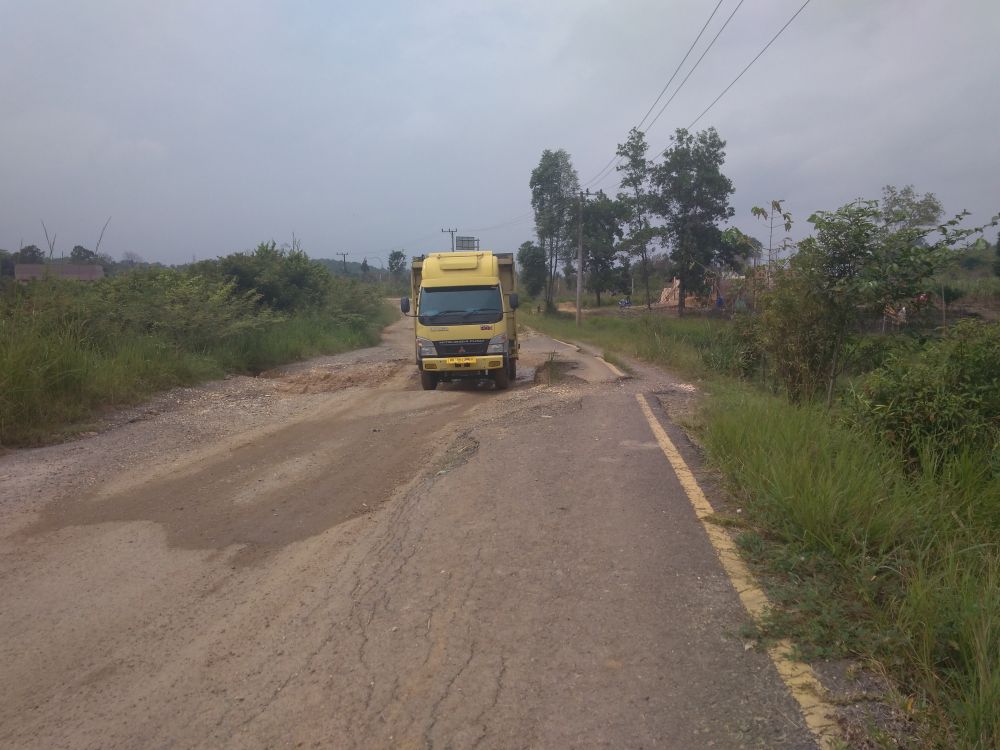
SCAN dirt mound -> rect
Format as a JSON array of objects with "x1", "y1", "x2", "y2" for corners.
[{"x1": 267, "y1": 362, "x2": 402, "y2": 394}]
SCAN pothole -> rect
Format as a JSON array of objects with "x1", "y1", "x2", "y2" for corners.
[{"x1": 264, "y1": 362, "x2": 402, "y2": 394}]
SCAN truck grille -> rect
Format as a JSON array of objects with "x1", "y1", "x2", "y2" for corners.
[{"x1": 434, "y1": 339, "x2": 489, "y2": 357}]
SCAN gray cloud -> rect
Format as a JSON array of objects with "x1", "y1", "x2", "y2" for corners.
[{"x1": 2, "y1": 0, "x2": 998, "y2": 264}]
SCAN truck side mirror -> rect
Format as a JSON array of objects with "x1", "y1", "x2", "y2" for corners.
[
  {"x1": 509, "y1": 293, "x2": 519, "y2": 310},
  {"x1": 400, "y1": 297, "x2": 410, "y2": 314}
]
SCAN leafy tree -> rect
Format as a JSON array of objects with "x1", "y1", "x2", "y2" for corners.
[
  {"x1": 994, "y1": 230, "x2": 1000, "y2": 277},
  {"x1": 212, "y1": 241, "x2": 333, "y2": 313},
  {"x1": 95, "y1": 253, "x2": 116, "y2": 275},
  {"x1": 360, "y1": 258, "x2": 370, "y2": 277},
  {"x1": 70, "y1": 245, "x2": 97, "y2": 263},
  {"x1": 614, "y1": 256, "x2": 634, "y2": 297},
  {"x1": 15, "y1": 245, "x2": 45, "y2": 264},
  {"x1": 530, "y1": 149, "x2": 579, "y2": 309},
  {"x1": 615, "y1": 128, "x2": 655, "y2": 308},
  {"x1": 760, "y1": 200, "x2": 997, "y2": 404},
  {"x1": 881, "y1": 184, "x2": 943, "y2": 230},
  {"x1": 719, "y1": 228, "x2": 761, "y2": 275},
  {"x1": 516, "y1": 241, "x2": 547, "y2": 299},
  {"x1": 388, "y1": 250, "x2": 406, "y2": 276},
  {"x1": 0, "y1": 249, "x2": 13, "y2": 277},
  {"x1": 582, "y1": 190, "x2": 624, "y2": 306},
  {"x1": 649, "y1": 127, "x2": 735, "y2": 315}
]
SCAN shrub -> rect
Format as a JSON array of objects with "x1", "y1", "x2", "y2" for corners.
[
  {"x1": 848, "y1": 320, "x2": 1000, "y2": 465},
  {"x1": 0, "y1": 248, "x2": 392, "y2": 445}
]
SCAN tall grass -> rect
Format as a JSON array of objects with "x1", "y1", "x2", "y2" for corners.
[
  {"x1": 523, "y1": 310, "x2": 734, "y2": 377},
  {"x1": 703, "y1": 388, "x2": 999, "y2": 748},
  {"x1": 0, "y1": 271, "x2": 393, "y2": 446}
]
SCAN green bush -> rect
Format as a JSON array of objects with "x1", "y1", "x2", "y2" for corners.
[
  {"x1": 756, "y1": 268, "x2": 840, "y2": 400},
  {"x1": 848, "y1": 320, "x2": 1000, "y2": 466},
  {"x1": 720, "y1": 313, "x2": 763, "y2": 379},
  {"x1": 196, "y1": 241, "x2": 342, "y2": 313},
  {"x1": 0, "y1": 249, "x2": 392, "y2": 446}
]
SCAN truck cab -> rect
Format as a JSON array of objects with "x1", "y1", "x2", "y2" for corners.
[{"x1": 400, "y1": 251, "x2": 518, "y2": 390}]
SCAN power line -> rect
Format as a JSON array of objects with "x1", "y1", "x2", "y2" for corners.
[
  {"x1": 373, "y1": 1, "x2": 816, "y2": 252},
  {"x1": 642, "y1": 0, "x2": 746, "y2": 134},
  {"x1": 636, "y1": 0, "x2": 727, "y2": 131},
  {"x1": 685, "y1": 0, "x2": 814, "y2": 132},
  {"x1": 581, "y1": 0, "x2": 729, "y2": 189}
]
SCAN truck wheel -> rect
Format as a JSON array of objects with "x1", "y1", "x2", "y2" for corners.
[
  {"x1": 420, "y1": 371, "x2": 438, "y2": 391},
  {"x1": 493, "y1": 364, "x2": 510, "y2": 390}
]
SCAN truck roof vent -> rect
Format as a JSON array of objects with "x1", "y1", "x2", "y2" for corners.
[{"x1": 437, "y1": 253, "x2": 482, "y2": 270}]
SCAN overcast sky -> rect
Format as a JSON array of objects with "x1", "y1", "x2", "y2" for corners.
[{"x1": 2, "y1": 0, "x2": 998, "y2": 266}]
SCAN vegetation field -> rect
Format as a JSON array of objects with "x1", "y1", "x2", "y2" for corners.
[
  {"x1": 526, "y1": 308, "x2": 999, "y2": 748},
  {"x1": 0, "y1": 243, "x2": 393, "y2": 446}
]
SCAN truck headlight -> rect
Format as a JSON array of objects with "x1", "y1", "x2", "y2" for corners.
[
  {"x1": 416, "y1": 337, "x2": 436, "y2": 357},
  {"x1": 486, "y1": 333, "x2": 508, "y2": 354}
]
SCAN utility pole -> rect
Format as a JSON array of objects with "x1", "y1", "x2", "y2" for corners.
[
  {"x1": 441, "y1": 227, "x2": 457, "y2": 252},
  {"x1": 576, "y1": 190, "x2": 589, "y2": 327},
  {"x1": 336, "y1": 252, "x2": 349, "y2": 274}
]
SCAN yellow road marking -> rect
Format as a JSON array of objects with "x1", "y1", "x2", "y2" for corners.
[
  {"x1": 635, "y1": 393, "x2": 841, "y2": 749},
  {"x1": 596, "y1": 356, "x2": 627, "y2": 378}
]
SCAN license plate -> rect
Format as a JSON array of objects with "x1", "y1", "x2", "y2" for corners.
[{"x1": 446, "y1": 357, "x2": 476, "y2": 365}]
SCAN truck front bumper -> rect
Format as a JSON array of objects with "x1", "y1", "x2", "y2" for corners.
[{"x1": 420, "y1": 355, "x2": 505, "y2": 373}]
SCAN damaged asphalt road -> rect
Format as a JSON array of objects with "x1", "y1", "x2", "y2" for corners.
[{"x1": 0, "y1": 317, "x2": 820, "y2": 749}]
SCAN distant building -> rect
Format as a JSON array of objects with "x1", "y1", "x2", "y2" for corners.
[{"x1": 14, "y1": 264, "x2": 105, "y2": 283}]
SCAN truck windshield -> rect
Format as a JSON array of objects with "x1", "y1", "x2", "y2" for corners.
[{"x1": 418, "y1": 285, "x2": 503, "y2": 325}]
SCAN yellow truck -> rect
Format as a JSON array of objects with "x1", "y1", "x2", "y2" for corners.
[{"x1": 400, "y1": 251, "x2": 519, "y2": 390}]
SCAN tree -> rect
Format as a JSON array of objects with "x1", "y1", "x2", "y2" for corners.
[
  {"x1": 388, "y1": 250, "x2": 406, "y2": 277},
  {"x1": 216, "y1": 241, "x2": 332, "y2": 312},
  {"x1": 582, "y1": 190, "x2": 624, "y2": 306},
  {"x1": 530, "y1": 149, "x2": 579, "y2": 309},
  {"x1": 881, "y1": 184, "x2": 943, "y2": 230},
  {"x1": 516, "y1": 241, "x2": 547, "y2": 299},
  {"x1": 15, "y1": 245, "x2": 45, "y2": 264},
  {"x1": 649, "y1": 127, "x2": 735, "y2": 315},
  {"x1": 123, "y1": 251, "x2": 144, "y2": 266},
  {"x1": 95, "y1": 253, "x2": 116, "y2": 275},
  {"x1": 0, "y1": 249, "x2": 13, "y2": 277},
  {"x1": 615, "y1": 128, "x2": 655, "y2": 308},
  {"x1": 994, "y1": 230, "x2": 1000, "y2": 277},
  {"x1": 360, "y1": 258, "x2": 370, "y2": 277},
  {"x1": 720, "y1": 227, "x2": 761, "y2": 273},
  {"x1": 70, "y1": 245, "x2": 98, "y2": 263},
  {"x1": 751, "y1": 199, "x2": 793, "y2": 276},
  {"x1": 760, "y1": 200, "x2": 997, "y2": 404}
]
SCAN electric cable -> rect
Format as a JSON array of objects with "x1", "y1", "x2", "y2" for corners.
[
  {"x1": 379, "y1": 0, "x2": 815, "y2": 253},
  {"x1": 636, "y1": 0, "x2": 727, "y2": 131},
  {"x1": 580, "y1": 0, "x2": 727, "y2": 188},
  {"x1": 684, "y1": 0, "x2": 813, "y2": 133},
  {"x1": 642, "y1": 0, "x2": 746, "y2": 134}
]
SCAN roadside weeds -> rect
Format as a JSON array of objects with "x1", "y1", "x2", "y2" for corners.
[{"x1": 526, "y1": 312, "x2": 997, "y2": 749}]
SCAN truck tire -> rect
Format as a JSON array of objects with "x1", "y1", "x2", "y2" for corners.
[
  {"x1": 493, "y1": 364, "x2": 510, "y2": 390},
  {"x1": 420, "y1": 371, "x2": 438, "y2": 390}
]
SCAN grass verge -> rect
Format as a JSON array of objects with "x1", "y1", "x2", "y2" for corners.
[
  {"x1": 0, "y1": 304, "x2": 395, "y2": 446},
  {"x1": 527, "y1": 310, "x2": 999, "y2": 748}
]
